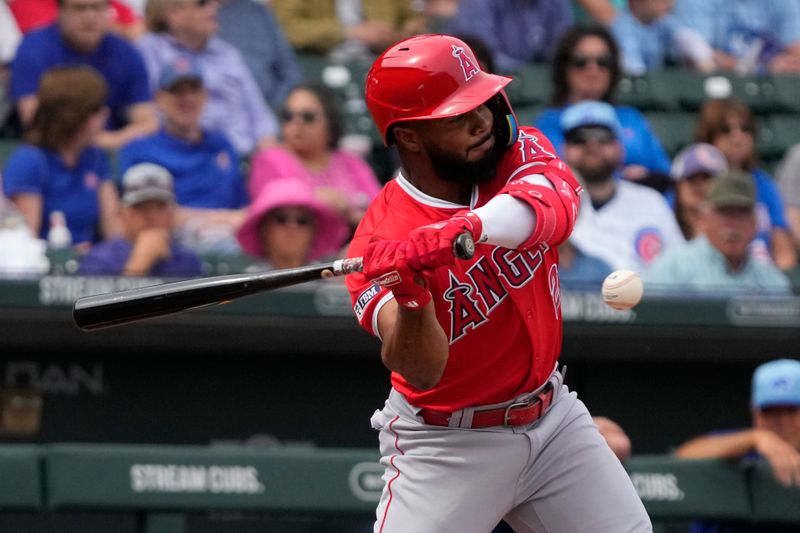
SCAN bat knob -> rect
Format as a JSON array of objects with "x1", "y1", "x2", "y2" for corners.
[{"x1": 454, "y1": 233, "x2": 475, "y2": 260}]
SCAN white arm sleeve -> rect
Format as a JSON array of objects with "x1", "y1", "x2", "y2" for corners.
[{"x1": 471, "y1": 174, "x2": 554, "y2": 249}]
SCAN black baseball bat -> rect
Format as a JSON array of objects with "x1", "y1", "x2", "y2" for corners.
[{"x1": 72, "y1": 233, "x2": 476, "y2": 331}]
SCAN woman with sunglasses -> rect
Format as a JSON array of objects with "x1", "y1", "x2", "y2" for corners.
[
  {"x1": 236, "y1": 177, "x2": 349, "y2": 270},
  {"x1": 695, "y1": 97, "x2": 797, "y2": 271},
  {"x1": 534, "y1": 25, "x2": 672, "y2": 185},
  {"x1": 248, "y1": 83, "x2": 382, "y2": 238}
]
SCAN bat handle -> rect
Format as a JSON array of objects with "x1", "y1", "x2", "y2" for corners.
[{"x1": 332, "y1": 256, "x2": 364, "y2": 275}]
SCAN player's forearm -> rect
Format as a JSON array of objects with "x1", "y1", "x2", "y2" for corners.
[
  {"x1": 380, "y1": 303, "x2": 449, "y2": 391},
  {"x1": 674, "y1": 430, "x2": 759, "y2": 459}
]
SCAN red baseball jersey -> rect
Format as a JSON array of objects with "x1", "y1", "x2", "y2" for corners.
[{"x1": 346, "y1": 126, "x2": 574, "y2": 411}]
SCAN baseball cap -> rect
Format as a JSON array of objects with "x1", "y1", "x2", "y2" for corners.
[
  {"x1": 706, "y1": 170, "x2": 755, "y2": 210},
  {"x1": 159, "y1": 55, "x2": 203, "y2": 90},
  {"x1": 560, "y1": 101, "x2": 623, "y2": 139},
  {"x1": 121, "y1": 163, "x2": 175, "y2": 206},
  {"x1": 752, "y1": 359, "x2": 800, "y2": 409},
  {"x1": 670, "y1": 143, "x2": 728, "y2": 181}
]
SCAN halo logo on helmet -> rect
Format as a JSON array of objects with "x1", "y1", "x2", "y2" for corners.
[
  {"x1": 365, "y1": 34, "x2": 519, "y2": 147},
  {"x1": 452, "y1": 45, "x2": 479, "y2": 81}
]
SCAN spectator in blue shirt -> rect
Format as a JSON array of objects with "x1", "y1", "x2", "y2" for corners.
[
  {"x1": 674, "y1": 0, "x2": 800, "y2": 74},
  {"x1": 534, "y1": 25, "x2": 672, "y2": 182},
  {"x1": 694, "y1": 97, "x2": 796, "y2": 271},
  {"x1": 2, "y1": 65, "x2": 122, "y2": 251},
  {"x1": 78, "y1": 162, "x2": 206, "y2": 278},
  {"x1": 675, "y1": 358, "x2": 800, "y2": 533},
  {"x1": 10, "y1": 0, "x2": 157, "y2": 150},
  {"x1": 138, "y1": 0, "x2": 278, "y2": 157},
  {"x1": 117, "y1": 55, "x2": 247, "y2": 255},
  {"x1": 611, "y1": 0, "x2": 714, "y2": 75},
  {"x1": 444, "y1": 0, "x2": 574, "y2": 74},
  {"x1": 217, "y1": 0, "x2": 302, "y2": 109}
]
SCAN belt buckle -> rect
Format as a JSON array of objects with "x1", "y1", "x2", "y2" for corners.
[{"x1": 503, "y1": 400, "x2": 533, "y2": 426}]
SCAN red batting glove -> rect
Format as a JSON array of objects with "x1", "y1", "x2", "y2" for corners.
[
  {"x1": 363, "y1": 239, "x2": 432, "y2": 310},
  {"x1": 406, "y1": 211, "x2": 482, "y2": 271}
]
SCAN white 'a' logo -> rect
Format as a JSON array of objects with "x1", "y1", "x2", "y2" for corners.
[{"x1": 452, "y1": 45, "x2": 479, "y2": 81}]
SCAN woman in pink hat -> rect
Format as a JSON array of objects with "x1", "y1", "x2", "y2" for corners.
[
  {"x1": 236, "y1": 178, "x2": 350, "y2": 270},
  {"x1": 248, "y1": 83, "x2": 382, "y2": 236}
]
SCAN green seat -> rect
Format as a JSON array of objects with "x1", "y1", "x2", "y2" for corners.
[
  {"x1": 670, "y1": 71, "x2": 800, "y2": 114},
  {"x1": 644, "y1": 111, "x2": 697, "y2": 156},
  {"x1": 615, "y1": 71, "x2": 680, "y2": 111},
  {"x1": 0, "y1": 138, "x2": 20, "y2": 167},
  {"x1": 506, "y1": 64, "x2": 552, "y2": 107},
  {"x1": 513, "y1": 105, "x2": 545, "y2": 129},
  {"x1": 757, "y1": 114, "x2": 800, "y2": 161}
]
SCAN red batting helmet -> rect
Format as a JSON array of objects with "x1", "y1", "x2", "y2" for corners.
[{"x1": 365, "y1": 34, "x2": 518, "y2": 146}]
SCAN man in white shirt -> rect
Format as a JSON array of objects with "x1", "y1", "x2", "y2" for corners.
[{"x1": 561, "y1": 101, "x2": 684, "y2": 272}]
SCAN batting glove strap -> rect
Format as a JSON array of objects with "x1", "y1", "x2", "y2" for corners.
[{"x1": 394, "y1": 289, "x2": 432, "y2": 310}]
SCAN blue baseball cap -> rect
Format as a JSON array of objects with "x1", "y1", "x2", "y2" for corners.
[
  {"x1": 560, "y1": 101, "x2": 623, "y2": 140},
  {"x1": 752, "y1": 359, "x2": 800, "y2": 409},
  {"x1": 159, "y1": 55, "x2": 203, "y2": 90}
]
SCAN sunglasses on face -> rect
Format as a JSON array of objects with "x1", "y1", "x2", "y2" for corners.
[
  {"x1": 565, "y1": 126, "x2": 617, "y2": 145},
  {"x1": 268, "y1": 211, "x2": 315, "y2": 227},
  {"x1": 569, "y1": 54, "x2": 613, "y2": 70},
  {"x1": 718, "y1": 122, "x2": 754, "y2": 135},
  {"x1": 279, "y1": 109, "x2": 319, "y2": 124}
]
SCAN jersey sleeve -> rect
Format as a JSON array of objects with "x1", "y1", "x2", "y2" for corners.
[{"x1": 345, "y1": 231, "x2": 393, "y2": 338}]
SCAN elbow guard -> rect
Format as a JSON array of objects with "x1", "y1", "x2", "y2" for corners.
[{"x1": 499, "y1": 161, "x2": 582, "y2": 249}]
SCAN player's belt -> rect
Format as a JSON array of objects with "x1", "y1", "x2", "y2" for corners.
[{"x1": 418, "y1": 382, "x2": 555, "y2": 428}]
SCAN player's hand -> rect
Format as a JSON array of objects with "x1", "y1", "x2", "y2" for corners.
[
  {"x1": 406, "y1": 211, "x2": 482, "y2": 270},
  {"x1": 363, "y1": 239, "x2": 431, "y2": 310}
]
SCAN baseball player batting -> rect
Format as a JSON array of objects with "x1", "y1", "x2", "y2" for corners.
[{"x1": 346, "y1": 35, "x2": 652, "y2": 533}]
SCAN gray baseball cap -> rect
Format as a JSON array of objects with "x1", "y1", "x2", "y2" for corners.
[{"x1": 121, "y1": 163, "x2": 175, "y2": 206}]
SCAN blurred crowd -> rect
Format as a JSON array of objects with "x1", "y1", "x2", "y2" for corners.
[{"x1": 0, "y1": 0, "x2": 799, "y2": 297}]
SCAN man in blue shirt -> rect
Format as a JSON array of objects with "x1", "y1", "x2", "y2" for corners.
[
  {"x1": 444, "y1": 0, "x2": 574, "y2": 73},
  {"x1": 10, "y1": 0, "x2": 157, "y2": 150},
  {"x1": 217, "y1": 0, "x2": 302, "y2": 109},
  {"x1": 674, "y1": 0, "x2": 800, "y2": 74},
  {"x1": 117, "y1": 56, "x2": 247, "y2": 254},
  {"x1": 674, "y1": 358, "x2": 800, "y2": 532},
  {"x1": 78, "y1": 162, "x2": 206, "y2": 278}
]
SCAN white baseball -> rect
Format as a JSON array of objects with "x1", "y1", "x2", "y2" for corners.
[{"x1": 602, "y1": 270, "x2": 643, "y2": 310}]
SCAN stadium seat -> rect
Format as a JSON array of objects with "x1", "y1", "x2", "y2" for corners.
[
  {"x1": 644, "y1": 111, "x2": 697, "y2": 156},
  {"x1": 506, "y1": 64, "x2": 552, "y2": 107},
  {"x1": 757, "y1": 114, "x2": 800, "y2": 162},
  {"x1": 616, "y1": 71, "x2": 681, "y2": 111},
  {"x1": 513, "y1": 105, "x2": 546, "y2": 130},
  {"x1": 669, "y1": 70, "x2": 800, "y2": 114},
  {"x1": 0, "y1": 138, "x2": 19, "y2": 168}
]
